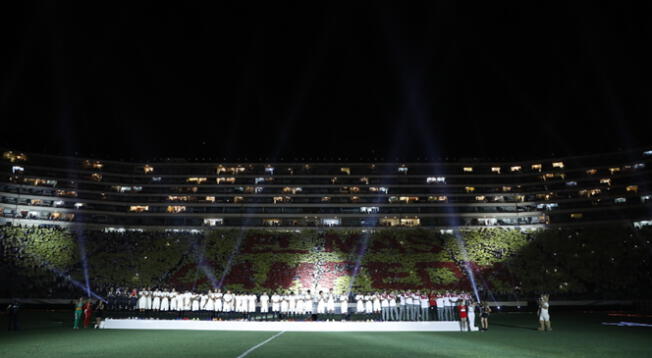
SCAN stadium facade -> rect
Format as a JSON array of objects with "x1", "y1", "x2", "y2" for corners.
[{"x1": 1, "y1": 149, "x2": 651, "y2": 231}]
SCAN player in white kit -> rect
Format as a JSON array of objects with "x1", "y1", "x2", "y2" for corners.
[
  {"x1": 280, "y1": 293, "x2": 289, "y2": 320},
  {"x1": 326, "y1": 288, "x2": 336, "y2": 321},
  {"x1": 191, "y1": 293, "x2": 200, "y2": 312},
  {"x1": 248, "y1": 294, "x2": 257, "y2": 319},
  {"x1": 339, "y1": 293, "x2": 349, "y2": 320},
  {"x1": 315, "y1": 291, "x2": 325, "y2": 319},
  {"x1": 152, "y1": 289, "x2": 161, "y2": 311},
  {"x1": 355, "y1": 293, "x2": 365, "y2": 314},
  {"x1": 295, "y1": 291, "x2": 304, "y2": 317},
  {"x1": 169, "y1": 289, "x2": 178, "y2": 312},
  {"x1": 537, "y1": 294, "x2": 552, "y2": 331},
  {"x1": 467, "y1": 301, "x2": 477, "y2": 331},
  {"x1": 214, "y1": 290, "x2": 223, "y2": 319},
  {"x1": 223, "y1": 290, "x2": 233, "y2": 319},
  {"x1": 204, "y1": 290, "x2": 215, "y2": 317},
  {"x1": 260, "y1": 292, "x2": 269, "y2": 320},
  {"x1": 287, "y1": 292, "x2": 296, "y2": 319},
  {"x1": 137, "y1": 288, "x2": 147, "y2": 312},
  {"x1": 145, "y1": 287, "x2": 153, "y2": 311},
  {"x1": 373, "y1": 292, "x2": 381, "y2": 320},
  {"x1": 364, "y1": 294, "x2": 373, "y2": 320},
  {"x1": 304, "y1": 290, "x2": 313, "y2": 318},
  {"x1": 271, "y1": 292, "x2": 281, "y2": 320}
]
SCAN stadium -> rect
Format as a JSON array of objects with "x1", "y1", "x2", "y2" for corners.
[
  {"x1": 2, "y1": 2, "x2": 652, "y2": 358},
  {"x1": 2, "y1": 148, "x2": 652, "y2": 357}
]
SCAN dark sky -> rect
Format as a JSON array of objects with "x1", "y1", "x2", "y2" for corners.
[{"x1": 1, "y1": 1, "x2": 651, "y2": 161}]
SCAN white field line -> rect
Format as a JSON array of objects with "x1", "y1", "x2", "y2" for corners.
[{"x1": 235, "y1": 330, "x2": 286, "y2": 358}]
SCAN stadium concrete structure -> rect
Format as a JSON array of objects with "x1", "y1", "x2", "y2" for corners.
[{"x1": 1, "y1": 149, "x2": 651, "y2": 231}]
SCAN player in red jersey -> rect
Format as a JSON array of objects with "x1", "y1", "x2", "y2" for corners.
[
  {"x1": 457, "y1": 300, "x2": 468, "y2": 332},
  {"x1": 82, "y1": 299, "x2": 93, "y2": 329}
]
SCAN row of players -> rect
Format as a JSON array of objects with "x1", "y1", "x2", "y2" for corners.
[{"x1": 106, "y1": 288, "x2": 474, "y2": 321}]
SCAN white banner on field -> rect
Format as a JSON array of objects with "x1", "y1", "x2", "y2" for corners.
[{"x1": 101, "y1": 319, "x2": 476, "y2": 332}]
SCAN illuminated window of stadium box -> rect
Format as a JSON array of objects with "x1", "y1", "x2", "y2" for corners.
[
  {"x1": 3, "y1": 151, "x2": 28, "y2": 162},
  {"x1": 167, "y1": 205, "x2": 186, "y2": 213},
  {"x1": 82, "y1": 160, "x2": 103, "y2": 169},
  {"x1": 321, "y1": 218, "x2": 340, "y2": 227},
  {"x1": 282, "y1": 186, "x2": 302, "y2": 194},
  {"x1": 426, "y1": 176, "x2": 445, "y2": 183},
  {"x1": 56, "y1": 190, "x2": 77, "y2": 197},
  {"x1": 379, "y1": 217, "x2": 420, "y2": 227},
  {"x1": 187, "y1": 177, "x2": 207, "y2": 184},
  {"x1": 203, "y1": 218, "x2": 223, "y2": 226},
  {"x1": 216, "y1": 177, "x2": 236, "y2": 184}
]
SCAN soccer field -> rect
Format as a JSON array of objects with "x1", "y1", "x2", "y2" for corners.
[{"x1": 1, "y1": 311, "x2": 650, "y2": 358}]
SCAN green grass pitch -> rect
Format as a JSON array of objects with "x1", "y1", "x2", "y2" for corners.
[{"x1": 1, "y1": 311, "x2": 651, "y2": 358}]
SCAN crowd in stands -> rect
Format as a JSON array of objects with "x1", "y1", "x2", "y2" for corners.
[{"x1": 1, "y1": 225, "x2": 651, "y2": 300}]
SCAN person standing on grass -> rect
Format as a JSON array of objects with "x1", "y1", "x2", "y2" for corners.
[
  {"x1": 83, "y1": 299, "x2": 93, "y2": 328},
  {"x1": 443, "y1": 292, "x2": 453, "y2": 320},
  {"x1": 214, "y1": 289, "x2": 223, "y2": 319},
  {"x1": 412, "y1": 291, "x2": 421, "y2": 321},
  {"x1": 316, "y1": 290, "x2": 326, "y2": 320},
  {"x1": 467, "y1": 301, "x2": 477, "y2": 331},
  {"x1": 428, "y1": 291, "x2": 437, "y2": 321},
  {"x1": 94, "y1": 301, "x2": 105, "y2": 329},
  {"x1": 340, "y1": 292, "x2": 349, "y2": 320},
  {"x1": 380, "y1": 292, "x2": 389, "y2": 321},
  {"x1": 480, "y1": 302, "x2": 491, "y2": 331},
  {"x1": 420, "y1": 292, "x2": 429, "y2": 321},
  {"x1": 388, "y1": 292, "x2": 398, "y2": 321},
  {"x1": 326, "y1": 288, "x2": 336, "y2": 321},
  {"x1": 129, "y1": 288, "x2": 138, "y2": 311},
  {"x1": 457, "y1": 300, "x2": 468, "y2": 331},
  {"x1": 73, "y1": 297, "x2": 84, "y2": 329},
  {"x1": 404, "y1": 291, "x2": 413, "y2": 320},
  {"x1": 398, "y1": 292, "x2": 406, "y2": 320},
  {"x1": 260, "y1": 292, "x2": 269, "y2": 320},
  {"x1": 537, "y1": 294, "x2": 552, "y2": 331}
]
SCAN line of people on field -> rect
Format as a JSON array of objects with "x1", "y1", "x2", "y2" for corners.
[{"x1": 106, "y1": 287, "x2": 479, "y2": 323}]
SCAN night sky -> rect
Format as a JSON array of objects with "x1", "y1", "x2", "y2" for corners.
[{"x1": 1, "y1": 2, "x2": 651, "y2": 162}]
